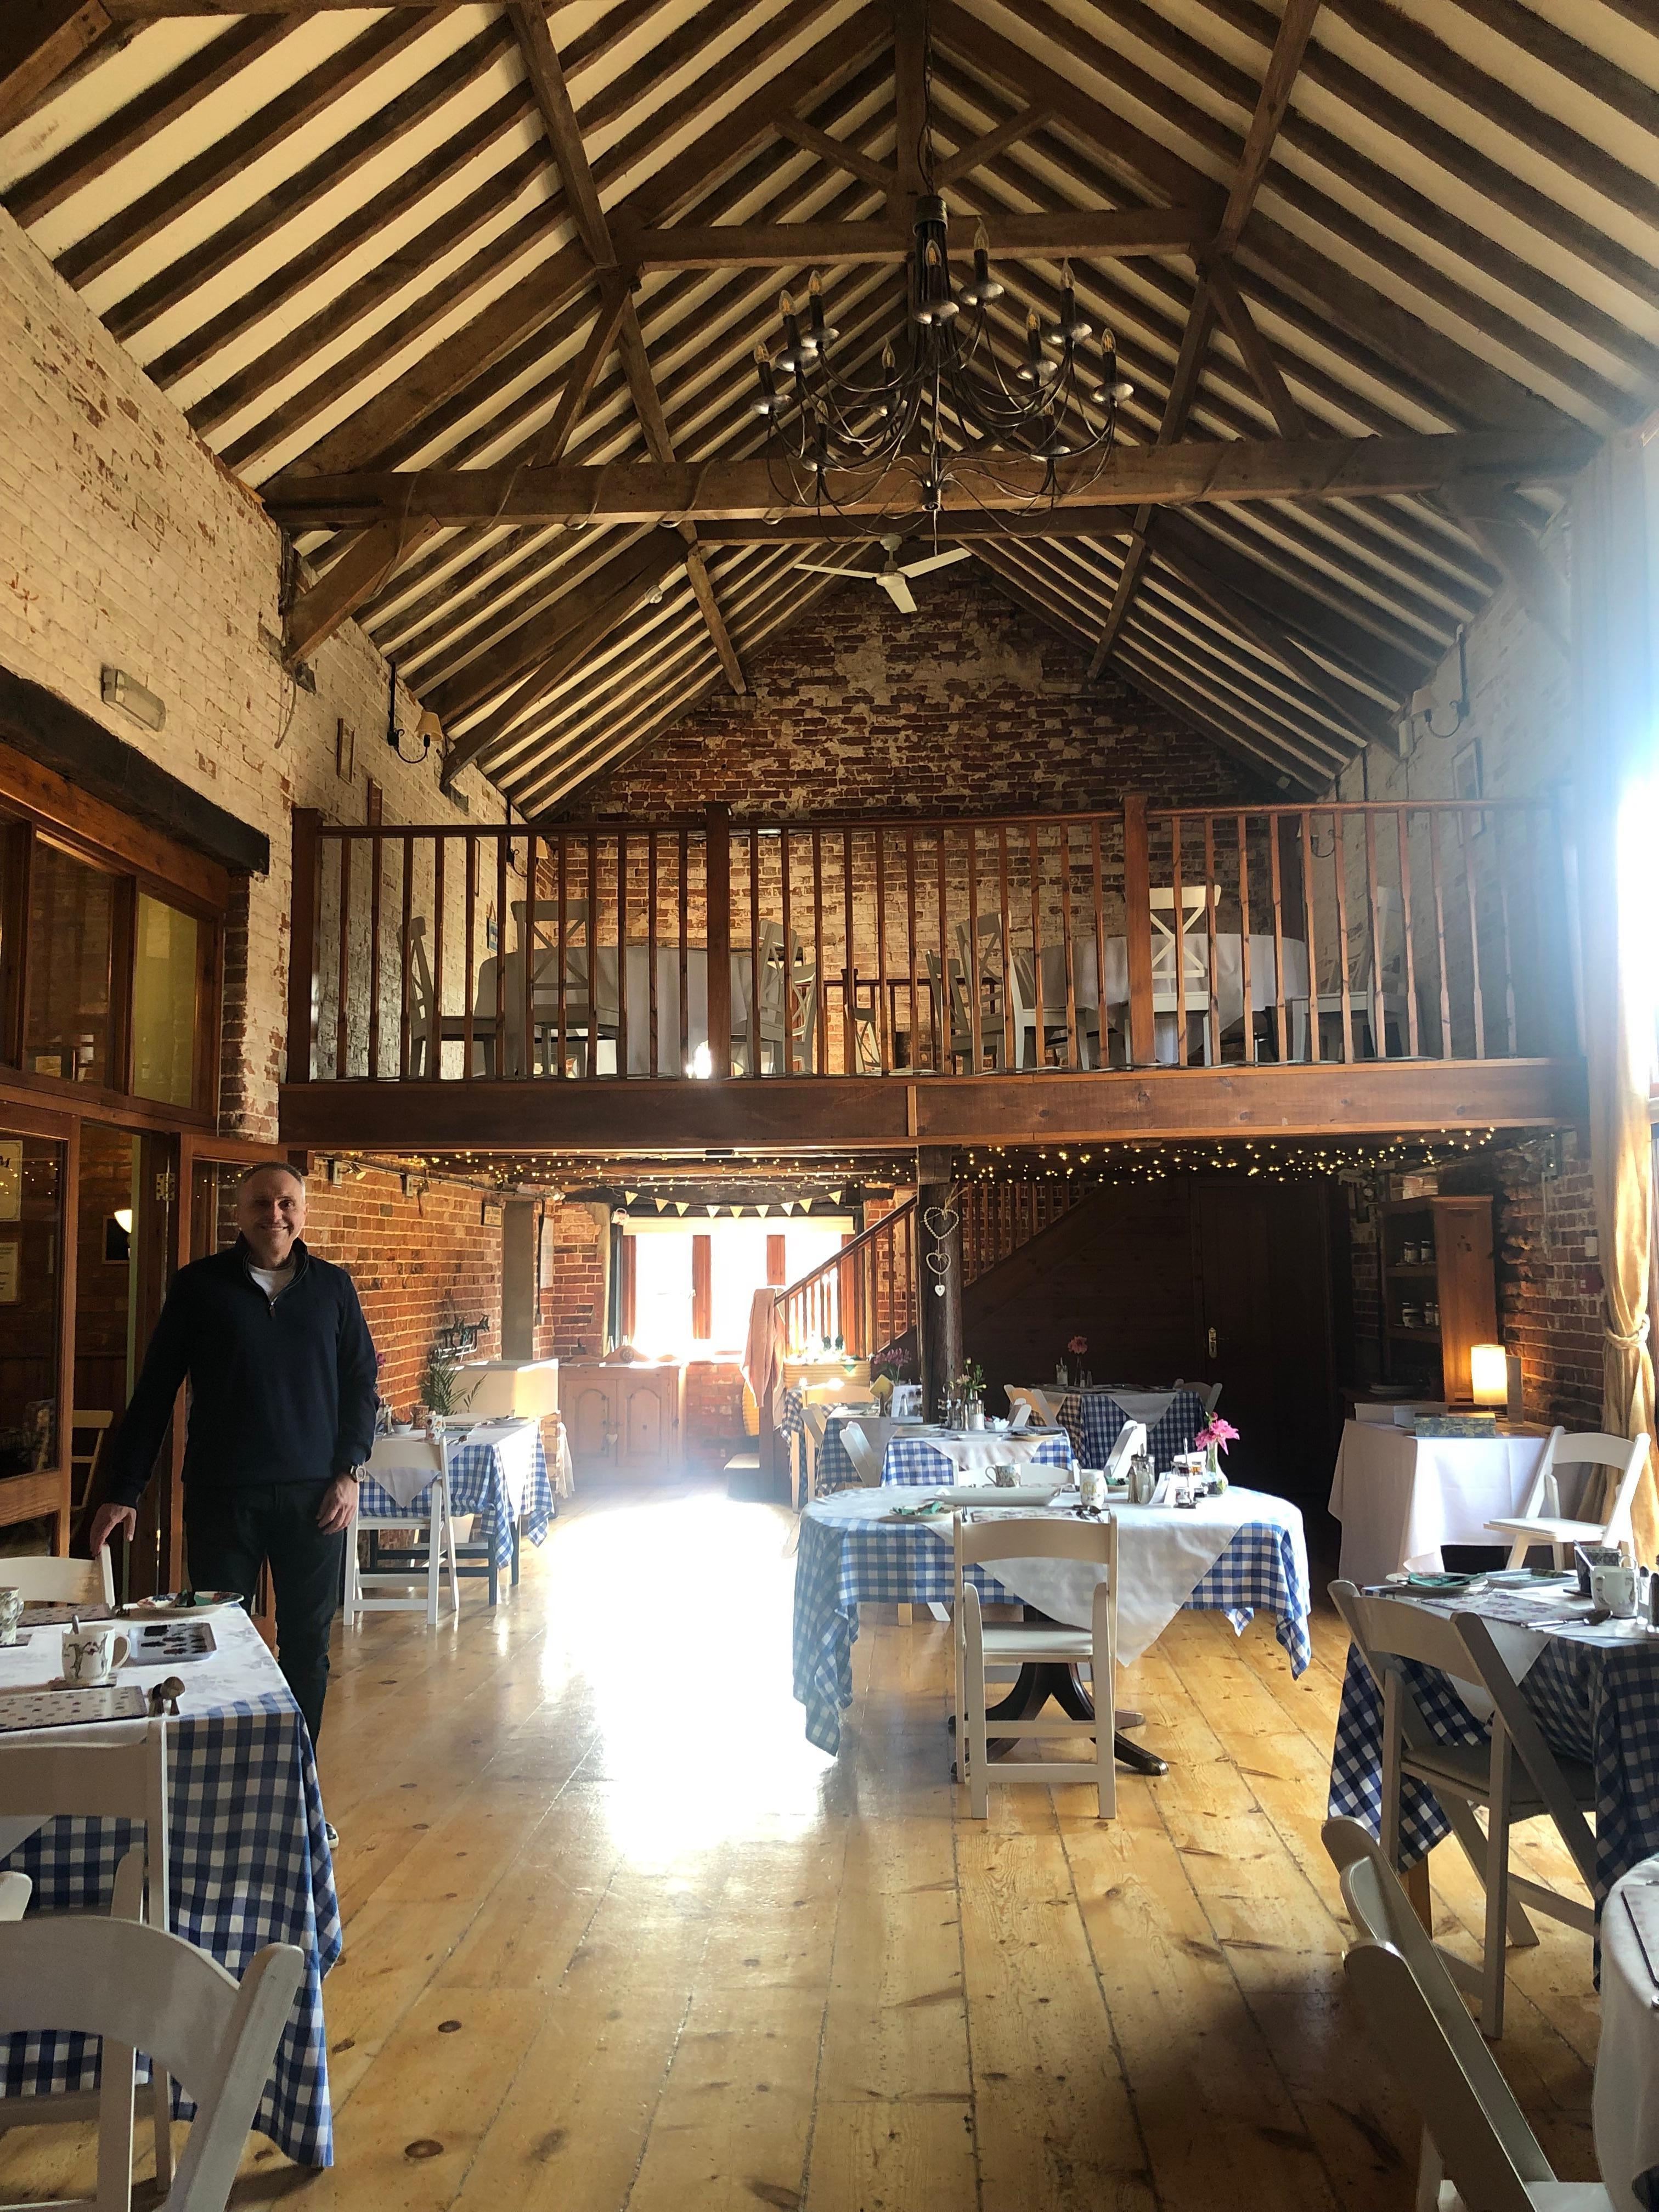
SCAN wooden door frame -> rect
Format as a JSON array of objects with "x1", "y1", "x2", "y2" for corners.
[{"x1": 0, "y1": 1093, "x2": 77, "y2": 1550}]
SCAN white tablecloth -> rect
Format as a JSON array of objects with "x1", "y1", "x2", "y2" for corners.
[
  {"x1": 1598, "y1": 1853, "x2": 1659, "y2": 2210},
  {"x1": 370, "y1": 1419, "x2": 541, "y2": 1511},
  {"x1": 1328, "y1": 1418, "x2": 1550, "y2": 1586},
  {"x1": 925, "y1": 1485, "x2": 1308, "y2": 1666},
  {"x1": 1029, "y1": 932, "x2": 1312, "y2": 1026}
]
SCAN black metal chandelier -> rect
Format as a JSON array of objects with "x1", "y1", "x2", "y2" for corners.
[{"x1": 751, "y1": 139, "x2": 1133, "y2": 519}]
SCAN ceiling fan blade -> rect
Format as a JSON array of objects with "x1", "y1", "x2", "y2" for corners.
[
  {"x1": 879, "y1": 572, "x2": 918, "y2": 614},
  {"x1": 899, "y1": 545, "x2": 973, "y2": 578},
  {"x1": 798, "y1": 563, "x2": 883, "y2": 579}
]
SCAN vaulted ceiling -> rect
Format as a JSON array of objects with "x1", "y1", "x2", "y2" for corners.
[{"x1": 2, "y1": 0, "x2": 1650, "y2": 809}]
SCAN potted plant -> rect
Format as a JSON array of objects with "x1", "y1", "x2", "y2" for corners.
[
  {"x1": 953, "y1": 1359, "x2": 986, "y2": 1429},
  {"x1": 422, "y1": 1337, "x2": 462, "y2": 1423}
]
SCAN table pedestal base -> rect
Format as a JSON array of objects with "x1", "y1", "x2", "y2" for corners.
[{"x1": 949, "y1": 1667, "x2": 1167, "y2": 1778}]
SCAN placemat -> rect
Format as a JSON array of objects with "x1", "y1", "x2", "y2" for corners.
[{"x1": 0, "y1": 1686, "x2": 148, "y2": 1731}]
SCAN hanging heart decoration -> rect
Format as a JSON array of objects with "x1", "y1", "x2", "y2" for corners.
[
  {"x1": 934, "y1": 1283, "x2": 946, "y2": 1297},
  {"x1": 925, "y1": 1250, "x2": 951, "y2": 1276},
  {"x1": 922, "y1": 1206, "x2": 960, "y2": 1239}
]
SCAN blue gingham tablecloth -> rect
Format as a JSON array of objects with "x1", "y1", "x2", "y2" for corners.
[
  {"x1": 358, "y1": 1428, "x2": 553, "y2": 1570},
  {"x1": 1, "y1": 1688, "x2": 341, "y2": 2164},
  {"x1": 794, "y1": 1488, "x2": 1311, "y2": 1755},
  {"x1": 1328, "y1": 1597, "x2": 1659, "y2": 1915},
  {"x1": 1058, "y1": 1387, "x2": 1207, "y2": 1469},
  {"x1": 882, "y1": 1431, "x2": 1075, "y2": 1486}
]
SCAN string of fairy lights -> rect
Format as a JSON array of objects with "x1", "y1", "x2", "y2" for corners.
[{"x1": 331, "y1": 1127, "x2": 1510, "y2": 1207}]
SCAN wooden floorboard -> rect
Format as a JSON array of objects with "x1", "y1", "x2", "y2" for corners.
[{"x1": 0, "y1": 1476, "x2": 1600, "y2": 2210}]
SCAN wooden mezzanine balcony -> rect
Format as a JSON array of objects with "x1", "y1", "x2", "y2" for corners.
[{"x1": 279, "y1": 794, "x2": 1586, "y2": 1157}]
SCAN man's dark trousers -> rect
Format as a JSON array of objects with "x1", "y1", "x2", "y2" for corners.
[{"x1": 187, "y1": 1481, "x2": 344, "y2": 1745}]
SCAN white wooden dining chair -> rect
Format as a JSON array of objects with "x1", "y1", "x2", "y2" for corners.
[
  {"x1": 0, "y1": 1902, "x2": 304, "y2": 2212},
  {"x1": 955, "y1": 1511, "x2": 1116, "y2": 1819},
  {"x1": 0, "y1": 1724, "x2": 173, "y2": 2190},
  {"x1": 346, "y1": 1438, "x2": 460, "y2": 1628},
  {"x1": 1329, "y1": 1581, "x2": 1596, "y2": 2038},
  {"x1": 0, "y1": 1872, "x2": 31, "y2": 1921},
  {"x1": 1302, "y1": 882, "x2": 1410, "y2": 1060},
  {"x1": 1485, "y1": 1427, "x2": 1651, "y2": 1567},
  {"x1": 837, "y1": 1421, "x2": 884, "y2": 1488},
  {"x1": 1322, "y1": 1816, "x2": 1613, "y2": 2212},
  {"x1": 0, "y1": 1553, "x2": 116, "y2": 1607},
  {"x1": 1148, "y1": 886, "x2": 1216, "y2": 1065},
  {"x1": 799, "y1": 1404, "x2": 831, "y2": 1508},
  {"x1": 951, "y1": 918, "x2": 1028, "y2": 1069}
]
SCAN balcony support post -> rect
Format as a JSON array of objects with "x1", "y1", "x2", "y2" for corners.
[
  {"x1": 287, "y1": 806, "x2": 321, "y2": 1086},
  {"x1": 706, "y1": 803, "x2": 731, "y2": 1077},
  {"x1": 917, "y1": 1146, "x2": 963, "y2": 1424}
]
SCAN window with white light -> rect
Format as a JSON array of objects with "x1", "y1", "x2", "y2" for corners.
[{"x1": 623, "y1": 1220, "x2": 848, "y2": 1359}]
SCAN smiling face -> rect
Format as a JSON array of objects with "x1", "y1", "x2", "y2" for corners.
[{"x1": 236, "y1": 1166, "x2": 307, "y2": 1269}]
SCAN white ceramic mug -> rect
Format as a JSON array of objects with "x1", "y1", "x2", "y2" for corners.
[
  {"x1": 1590, "y1": 1563, "x2": 1638, "y2": 1620},
  {"x1": 61, "y1": 1623, "x2": 129, "y2": 1687},
  {"x1": 1079, "y1": 1467, "x2": 1107, "y2": 1514}
]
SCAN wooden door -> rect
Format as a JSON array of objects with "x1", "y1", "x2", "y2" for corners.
[
  {"x1": 571, "y1": 1382, "x2": 613, "y2": 1467},
  {"x1": 622, "y1": 1379, "x2": 664, "y2": 1468},
  {"x1": 1197, "y1": 1180, "x2": 1336, "y2": 1511}
]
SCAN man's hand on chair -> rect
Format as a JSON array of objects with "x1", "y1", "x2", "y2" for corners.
[{"x1": 88, "y1": 1502, "x2": 137, "y2": 1554}]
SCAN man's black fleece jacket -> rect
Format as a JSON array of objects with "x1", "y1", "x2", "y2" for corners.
[{"x1": 105, "y1": 1237, "x2": 379, "y2": 1505}]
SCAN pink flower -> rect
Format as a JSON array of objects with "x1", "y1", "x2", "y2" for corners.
[
  {"x1": 1196, "y1": 1417, "x2": 1239, "y2": 1452},
  {"x1": 1067, "y1": 1335, "x2": 1088, "y2": 1357}
]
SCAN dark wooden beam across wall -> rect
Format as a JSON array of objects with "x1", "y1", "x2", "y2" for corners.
[
  {"x1": 279, "y1": 1058, "x2": 1586, "y2": 1156},
  {"x1": 263, "y1": 427, "x2": 1598, "y2": 529},
  {"x1": 612, "y1": 207, "x2": 1209, "y2": 269},
  {"x1": 0, "y1": 0, "x2": 111, "y2": 132}
]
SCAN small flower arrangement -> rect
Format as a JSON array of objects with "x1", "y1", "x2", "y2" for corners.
[
  {"x1": 1195, "y1": 1415, "x2": 1239, "y2": 1488},
  {"x1": 1068, "y1": 1334, "x2": 1088, "y2": 1359},
  {"x1": 1064, "y1": 1334, "x2": 1088, "y2": 1386}
]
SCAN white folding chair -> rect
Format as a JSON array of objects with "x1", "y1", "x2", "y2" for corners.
[
  {"x1": 1486, "y1": 1427, "x2": 1651, "y2": 1567},
  {"x1": 838, "y1": 1421, "x2": 884, "y2": 1488},
  {"x1": 1007, "y1": 1398, "x2": 1034, "y2": 1431},
  {"x1": 346, "y1": 1438, "x2": 460, "y2": 1628},
  {"x1": 0, "y1": 1873, "x2": 31, "y2": 1921},
  {"x1": 955, "y1": 1512, "x2": 1116, "y2": 1820},
  {"x1": 0, "y1": 1725, "x2": 173, "y2": 2191},
  {"x1": 1330, "y1": 1581, "x2": 1596, "y2": 2038},
  {"x1": 1149, "y1": 885, "x2": 1216, "y2": 1065},
  {"x1": 0, "y1": 1553, "x2": 116, "y2": 1607},
  {"x1": 799, "y1": 1405, "x2": 831, "y2": 1507},
  {"x1": 0, "y1": 1906, "x2": 303, "y2": 2212},
  {"x1": 1324, "y1": 1820, "x2": 1614, "y2": 2212}
]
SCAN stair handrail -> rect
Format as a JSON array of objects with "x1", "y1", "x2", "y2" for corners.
[{"x1": 778, "y1": 1199, "x2": 917, "y2": 1359}]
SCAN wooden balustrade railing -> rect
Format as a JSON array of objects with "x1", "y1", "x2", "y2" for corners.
[
  {"x1": 287, "y1": 793, "x2": 1575, "y2": 1084},
  {"x1": 779, "y1": 1201, "x2": 916, "y2": 1359},
  {"x1": 957, "y1": 1180, "x2": 1088, "y2": 1286}
]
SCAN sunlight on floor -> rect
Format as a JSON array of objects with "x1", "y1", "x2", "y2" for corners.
[{"x1": 529, "y1": 1489, "x2": 837, "y2": 1860}]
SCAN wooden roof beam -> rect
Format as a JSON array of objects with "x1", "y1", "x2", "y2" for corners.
[
  {"x1": 773, "y1": 112, "x2": 895, "y2": 195},
  {"x1": 266, "y1": 430, "x2": 1598, "y2": 530},
  {"x1": 1216, "y1": 0, "x2": 1321, "y2": 254},
  {"x1": 0, "y1": 0, "x2": 111, "y2": 134},
  {"x1": 614, "y1": 207, "x2": 1208, "y2": 268}
]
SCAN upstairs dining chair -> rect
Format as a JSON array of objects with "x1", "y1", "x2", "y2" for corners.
[
  {"x1": 0, "y1": 1900, "x2": 304, "y2": 2212},
  {"x1": 1329, "y1": 1580, "x2": 1597, "y2": 2038},
  {"x1": 0, "y1": 1723, "x2": 174, "y2": 2192},
  {"x1": 0, "y1": 1552, "x2": 116, "y2": 1607},
  {"x1": 955, "y1": 1511, "x2": 1116, "y2": 1819},
  {"x1": 1486, "y1": 1427, "x2": 1651, "y2": 1567},
  {"x1": 1298, "y1": 882, "x2": 1410, "y2": 1060},
  {"x1": 1149, "y1": 886, "x2": 1216, "y2": 1065},
  {"x1": 951, "y1": 917, "x2": 1063, "y2": 1070},
  {"x1": 733, "y1": 923, "x2": 816, "y2": 1075},
  {"x1": 1323, "y1": 1820, "x2": 1615, "y2": 2212}
]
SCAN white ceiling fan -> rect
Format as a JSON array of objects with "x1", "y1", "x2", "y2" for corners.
[{"x1": 798, "y1": 534, "x2": 971, "y2": 614}]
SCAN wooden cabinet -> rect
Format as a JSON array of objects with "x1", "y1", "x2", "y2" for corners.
[
  {"x1": 1380, "y1": 1195, "x2": 1496, "y2": 1404},
  {"x1": 560, "y1": 1359, "x2": 685, "y2": 1480}
]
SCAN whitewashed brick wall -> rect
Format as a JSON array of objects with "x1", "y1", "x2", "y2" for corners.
[{"x1": 0, "y1": 206, "x2": 504, "y2": 1140}]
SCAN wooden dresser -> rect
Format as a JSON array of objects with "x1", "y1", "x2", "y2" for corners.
[{"x1": 560, "y1": 1358, "x2": 685, "y2": 1480}]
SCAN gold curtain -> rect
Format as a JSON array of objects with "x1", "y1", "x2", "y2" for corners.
[{"x1": 1571, "y1": 434, "x2": 1658, "y2": 1560}]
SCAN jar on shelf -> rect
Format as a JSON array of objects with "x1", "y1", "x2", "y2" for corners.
[{"x1": 1400, "y1": 1302, "x2": 1422, "y2": 1330}]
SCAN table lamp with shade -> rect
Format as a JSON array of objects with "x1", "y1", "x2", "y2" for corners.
[{"x1": 1470, "y1": 1341, "x2": 1524, "y2": 1423}]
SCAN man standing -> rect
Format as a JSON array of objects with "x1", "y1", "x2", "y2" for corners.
[{"x1": 90, "y1": 1162, "x2": 377, "y2": 1765}]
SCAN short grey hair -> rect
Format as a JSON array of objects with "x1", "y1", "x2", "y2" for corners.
[{"x1": 236, "y1": 1161, "x2": 307, "y2": 1192}]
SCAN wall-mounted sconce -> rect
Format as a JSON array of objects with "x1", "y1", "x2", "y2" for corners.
[{"x1": 101, "y1": 667, "x2": 165, "y2": 732}]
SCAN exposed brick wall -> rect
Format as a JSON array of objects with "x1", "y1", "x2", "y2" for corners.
[
  {"x1": 535, "y1": 1199, "x2": 608, "y2": 1358},
  {"x1": 303, "y1": 1167, "x2": 500, "y2": 1420},
  {"x1": 580, "y1": 574, "x2": 1273, "y2": 820},
  {"x1": 0, "y1": 208, "x2": 505, "y2": 1142}
]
